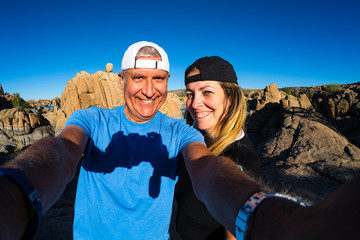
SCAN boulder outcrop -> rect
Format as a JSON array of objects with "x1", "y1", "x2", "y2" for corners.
[
  {"x1": 255, "y1": 107, "x2": 360, "y2": 203},
  {"x1": 0, "y1": 109, "x2": 45, "y2": 135},
  {"x1": 168, "y1": 92, "x2": 187, "y2": 110},
  {"x1": 312, "y1": 83, "x2": 360, "y2": 118},
  {"x1": 13, "y1": 126, "x2": 54, "y2": 148},
  {"x1": 0, "y1": 129, "x2": 17, "y2": 155},
  {"x1": 256, "y1": 83, "x2": 287, "y2": 110},
  {"x1": 105, "y1": 63, "x2": 113, "y2": 72},
  {"x1": 27, "y1": 97, "x2": 61, "y2": 109},
  {"x1": 246, "y1": 83, "x2": 360, "y2": 204},
  {"x1": 0, "y1": 108, "x2": 52, "y2": 148}
]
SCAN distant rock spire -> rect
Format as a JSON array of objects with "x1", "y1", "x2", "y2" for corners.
[
  {"x1": 105, "y1": 63, "x2": 113, "y2": 73},
  {"x1": 0, "y1": 83, "x2": 3, "y2": 94}
]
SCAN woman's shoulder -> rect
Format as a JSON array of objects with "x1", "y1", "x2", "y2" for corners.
[
  {"x1": 226, "y1": 134, "x2": 255, "y2": 152},
  {"x1": 222, "y1": 134, "x2": 263, "y2": 179}
]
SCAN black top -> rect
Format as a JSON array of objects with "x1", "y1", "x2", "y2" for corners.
[{"x1": 174, "y1": 135, "x2": 262, "y2": 240}]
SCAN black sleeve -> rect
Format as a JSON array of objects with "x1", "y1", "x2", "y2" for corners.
[{"x1": 221, "y1": 136, "x2": 263, "y2": 180}]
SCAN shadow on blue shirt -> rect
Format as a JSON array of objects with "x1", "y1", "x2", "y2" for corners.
[{"x1": 81, "y1": 131, "x2": 180, "y2": 199}]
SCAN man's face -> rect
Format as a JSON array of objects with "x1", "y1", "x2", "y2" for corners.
[{"x1": 119, "y1": 57, "x2": 169, "y2": 123}]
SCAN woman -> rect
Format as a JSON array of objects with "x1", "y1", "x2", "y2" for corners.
[{"x1": 174, "y1": 56, "x2": 262, "y2": 240}]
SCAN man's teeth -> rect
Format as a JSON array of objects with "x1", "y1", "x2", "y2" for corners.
[{"x1": 142, "y1": 100, "x2": 153, "y2": 103}]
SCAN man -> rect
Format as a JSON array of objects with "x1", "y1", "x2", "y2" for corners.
[{"x1": 67, "y1": 41, "x2": 206, "y2": 238}]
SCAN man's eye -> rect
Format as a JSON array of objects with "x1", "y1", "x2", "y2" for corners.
[
  {"x1": 154, "y1": 77, "x2": 165, "y2": 82},
  {"x1": 133, "y1": 76, "x2": 144, "y2": 81}
]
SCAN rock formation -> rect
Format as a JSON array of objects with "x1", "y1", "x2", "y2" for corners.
[
  {"x1": 246, "y1": 83, "x2": 360, "y2": 204},
  {"x1": 0, "y1": 129, "x2": 17, "y2": 156},
  {"x1": 0, "y1": 83, "x2": 3, "y2": 94},
  {"x1": 0, "y1": 108, "x2": 53, "y2": 150},
  {"x1": 311, "y1": 83, "x2": 360, "y2": 118},
  {"x1": 27, "y1": 97, "x2": 61, "y2": 109},
  {"x1": 256, "y1": 107, "x2": 360, "y2": 203},
  {"x1": 168, "y1": 92, "x2": 187, "y2": 110},
  {"x1": 105, "y1": 63, "x2": 113, "y2": 72},
  {"x1": 256, "y1": 83, "x2": 287, "y2": 110}
]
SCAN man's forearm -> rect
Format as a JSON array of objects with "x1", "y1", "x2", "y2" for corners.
[
  {"x1": 183, "y1": 142, "x2": 264, "y2": 234},
  {"x1": 3, "y1": 136, "x2": 78, "y2": 211},
  {"x1": 192, "y1": 155, "x2": 263, "y2": 234},
  {"x1": 0, "y1": 125, "x2": 87, "y2": 239}
]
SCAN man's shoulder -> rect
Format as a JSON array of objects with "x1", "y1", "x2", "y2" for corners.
[
  {"x1": 158, "y1": 114, "x2": 190, "y2": 128},
  {"x1": 73, "y1": 105, "x2": 122, "y2": 116}
]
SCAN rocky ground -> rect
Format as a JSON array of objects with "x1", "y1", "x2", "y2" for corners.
[{"x1": 1, "y1": 69, "x2": 359, "y2": 239}]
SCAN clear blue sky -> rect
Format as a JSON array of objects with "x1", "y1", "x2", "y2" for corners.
[{"x1": 1, "y1": 0, "x2": 359, "y2": 100}]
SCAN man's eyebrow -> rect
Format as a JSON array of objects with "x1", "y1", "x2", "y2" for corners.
[{"x1": 130, "y1": 73, "x2": 145, "y2": 77}]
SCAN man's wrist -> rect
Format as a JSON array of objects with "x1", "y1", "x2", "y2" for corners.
[
  {"x1": 0, "y1": 175, "x2": 29, "y2": 239},
  {"x1": 0, "y1": 168, "x2": 43, "y2": 239}
]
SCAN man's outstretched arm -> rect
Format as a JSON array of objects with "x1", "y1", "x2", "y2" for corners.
[
  {"x1": 0, "y1": 125, "x2": 88, "y2": 240},
  {"x1": 183, "y1": 142, "x2": 360, "y2": 240}
]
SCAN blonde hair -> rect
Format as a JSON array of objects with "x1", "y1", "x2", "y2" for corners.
[{"x1": 185, "y1": 82, "x2": 247, "y2": 156}]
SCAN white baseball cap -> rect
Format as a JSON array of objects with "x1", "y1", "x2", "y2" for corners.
[{"x1": 121, "y1": 41, "x2": 170, "y2": 72}]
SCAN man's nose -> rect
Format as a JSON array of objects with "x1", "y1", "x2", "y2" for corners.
[{"x1": 142, "y1": 80, "x2": 155, "y2": 97}]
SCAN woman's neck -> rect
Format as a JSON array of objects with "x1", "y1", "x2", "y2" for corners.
[
  {"x1": 204, "y1": 128, "x2": 244, "y2": 147},
  {"x1": 203, "y1": 130, "x2": 217, "y2": 147}
]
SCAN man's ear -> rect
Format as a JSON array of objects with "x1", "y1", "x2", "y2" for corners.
[{"x1": 118, "y1": 72, "x2": 125, "y2": 90}]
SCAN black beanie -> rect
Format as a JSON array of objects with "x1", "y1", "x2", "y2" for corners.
[{"x1": 185, "y1": 56, "x2": 238, "y2": 85}]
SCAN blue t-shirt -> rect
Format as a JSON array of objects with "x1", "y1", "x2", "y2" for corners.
[{"x1": 65, "y1": 106, "x2": 204, "y2": 239}]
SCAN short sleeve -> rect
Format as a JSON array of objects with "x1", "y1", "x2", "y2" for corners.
[
  {"x1": 65, "y1": 108, "x2": 97, "y2": 137},
  {"x1": 177, "y1": 121, "x2": 205, "y2": 153}
]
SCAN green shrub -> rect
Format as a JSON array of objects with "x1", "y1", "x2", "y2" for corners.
[
  {"x1": 307, "y1": 93, "x2": 314, "y2": 103},
  {"x1": 11, "y1": 94, "x2": 30, "y2": 110},
  {"x1": 281, "y1": 87, "x2": 292, "y2": 95},
  {"x1": 325, "y1": 83, "x2": 342, "y2": 95}
]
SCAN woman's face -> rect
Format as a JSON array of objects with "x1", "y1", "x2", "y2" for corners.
[{"x1": 186, "y1": 75, "x2": 228, "y2": 136}]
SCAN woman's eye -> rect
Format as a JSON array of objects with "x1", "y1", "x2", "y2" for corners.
[
  {"x1": 186, "y1": 93, "x2": 193, "y2": 99},
  {"x1": 203, "y1": 91, "x2": 213, "y2": 95}
]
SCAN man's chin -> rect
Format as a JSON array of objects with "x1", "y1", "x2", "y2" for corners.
[{"x1": 135, "y1": 109, "x2": 159, "y2": 122}]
